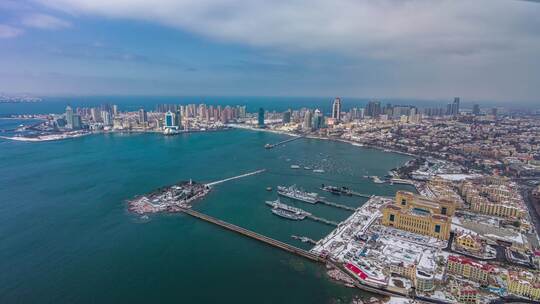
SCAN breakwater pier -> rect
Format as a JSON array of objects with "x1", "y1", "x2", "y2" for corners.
[
  {"x1": 205, "y1": 169, "x2": 266, "y2": 187},
  {"x1": 264, "y1": 135, "x2": 304, "y2": 149},
  {"x1": 180, "y1": 208, "x2": 326, "y2": 263}
]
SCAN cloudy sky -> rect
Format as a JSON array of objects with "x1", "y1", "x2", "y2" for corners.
[{"x1": 1, "y1": 0, "x2": 539, "y2": 103}]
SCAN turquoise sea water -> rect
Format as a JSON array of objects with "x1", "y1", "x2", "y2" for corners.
[{"x1": 0, "y1": 127, "x2": 414, "y2": 303}]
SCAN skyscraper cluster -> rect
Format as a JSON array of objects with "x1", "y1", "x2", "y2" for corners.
[
  {"x1": 156, "y1": 104, "x2": 246, "y2": 124},
  {"x1": 366, "y1": 101, "x2": 382, "y2": 117}
]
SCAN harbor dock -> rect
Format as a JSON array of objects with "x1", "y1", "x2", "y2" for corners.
[
  {"x1": 306, "y1": 214, "x2": 338, "y2": 226},
  {"x1": 320, "y1": 185, "x2": 372, "y2": 198},
  {"x1": 318, "y1": 199, "x2": 356, "y2": 211}
]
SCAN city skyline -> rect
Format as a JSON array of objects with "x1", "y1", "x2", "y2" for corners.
[
  {"x1": 2, "y1": 2, "x2": 540, "y2": 303},
  {"x1": 1, "y1": 0, "x2": 540, "y2": 103}
]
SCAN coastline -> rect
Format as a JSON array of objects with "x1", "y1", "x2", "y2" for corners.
[
  {"x1": 227, "y1": 124, "x2": 419, "y2": 158},
  {"x1": 0, "y1": 127, "x2": 233, "y2": 142}
]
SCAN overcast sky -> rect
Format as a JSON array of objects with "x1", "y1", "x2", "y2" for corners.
[{"x1": 1, "y1": 0, "x2": 539, "y2": 103}]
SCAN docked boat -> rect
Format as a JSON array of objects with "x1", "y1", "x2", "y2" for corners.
[
  {"x1": 271, "y1": 208, "x2": 306, "y2": 220},
  {"x1": 313, "y1": 169, "x2": 325, "y2": 173},
  {"x1": 277, "y1": 185, "x2": 320, "y2": 204},
  {"x1": 290, "y1": 165, "x2": 300, "y2": 169},
  {"x1": 265, "y1": 199, "x2": 310, "y2": 215},
  {"x1": 320, "y1": 184, "x2": 353, "y2": 196},
  {"x1": 370, "y1": 176, "x2": 385, "y2": 184}
]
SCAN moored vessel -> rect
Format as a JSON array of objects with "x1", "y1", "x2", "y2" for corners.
[
  {"x1": 271, "y1": 208, "x2": 306, "y2": 220},
  {"x1": 277, "y1": 185, "x2": 320, "y2": 204},
  {"x1": 320, "y1": 184, "x2": 353, "y2": 196},
  {"x1": 265, "y1": 198, "x2": 310, "y2": 215}
]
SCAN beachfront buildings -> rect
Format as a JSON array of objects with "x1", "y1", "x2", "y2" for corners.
[
  {"x1": 381, "y1": 191, "x2": 455, "y2": 240},
  {"x1": 460, "y1": 177, "x2": 526, "y2": 219},
  {"x1": 447, "y1": 255, "x2": 493, "y2": 284},
  {"x1": 454, "y1": 232, "x2": 484, "y2": 255},
  {"x1": 507, "y1": 271, "x2": 540, "y2": 301},
  {"x1": 450, "y1": 283, "x2": 480, "y2": 304}
]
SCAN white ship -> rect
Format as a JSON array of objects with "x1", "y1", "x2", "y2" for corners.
[{"x1": 277, "y1": 185, "x2": 320, "y2": 204}]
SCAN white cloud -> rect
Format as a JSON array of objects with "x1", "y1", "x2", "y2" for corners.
[
  {"x1": 0, "y1": 24, "x2": 23, "y2": 38},
  {"x1": 33, "y1": 0, "x2": 540, "y2": 58},
  {"x1": 25, "y1": 0, "x2": 540, "y2": 101},
  {"x1": 21, "y1": 13, "x2": 71, "y2": 30}
]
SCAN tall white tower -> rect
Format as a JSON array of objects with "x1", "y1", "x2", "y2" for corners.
[{"x1": 332, "y1": 97, "x2": 342, "y2": 121}]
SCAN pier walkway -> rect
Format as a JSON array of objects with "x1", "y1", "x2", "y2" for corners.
[
  {"x1": 348, "y1": 191, "x2": 372, "y2": 198},
  {"x1": 205, "y1": 169, "x2": 266, "y2": 187},
  {"x1": 318, "y1": 199, "x2": 356, "y2": 211},
  {"x1": 264, "y1": 136, "x2": 304, "y2": 149},
  {"x1": 306, "y1": 214, "x2": 337, "y2": 226},
  {"x1": 181, "y1": 208, "x2": 326, "y2": 263},
  {"x1": 319, "y1": 186, "x2": 372, "y2": 199}
]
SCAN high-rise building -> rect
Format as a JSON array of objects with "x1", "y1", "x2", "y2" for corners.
[
  {"x1": 472, "y1": 104, "x2": 480, "y2": 115},
  {"x1": 198, "y1": 104, "x2": 207, "y2": 120},
  {"x1": 384, "y1": 103, "x2": 394, "y2": 116},
  {"x1": 331, "y1": 97, "x2": 342, "y2": 121},
  {"x1": 72, "y1": 114, "x2": 82, "y2": 130},
  {"x1": 65, "y1": 105, "x2": 74, "y2": 129},
  {"x1": 447, "y1": 97, "x2": 460, "y2": 115},
  {"x1": 165, "y1": 111, "x2": 175, "y2": 128},
  {"x1": 90, "y1": 108, "x2": 100, "y2": 122},
  {"x1": 239, "y1": 106, "x2": 247, "y2": 118},
  {"x1": 393, "y1": 106, "x2": 412, "y2": 118},
  {"x1": 101, "y1": 111, "x2": 112, "y2": 126},
  {"x1": 365, "y1": 101, "x2": 381, "y2": 117},
  {"x1": 358, "y1": 108, "x2": 365, "y2": 119},
  {"x1": 112, "y1": 105, "x2": 118, "y2": 117},
  {"x1": 312, "y1": 109, "x2": 324, "y2": 130},
  {"x1": 282, "y1": 110, "x2": 291, "y2": 124},
  {"x1": 303, "y1": 110, "x2": 312, "y2": 131},
  {"x1": 258, "y1": 108, "x2": 265, "y2": 127},
  {"x1": 138, "y1": 108, "x2": 147, "y2": 124},
  {"x1": 175, "y1": 109, "x2": 182, "y2": 127}
]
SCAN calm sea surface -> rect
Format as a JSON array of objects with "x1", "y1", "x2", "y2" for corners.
[{"x1": 0, "y1": 117, "x2": 415, "y2": 303}]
